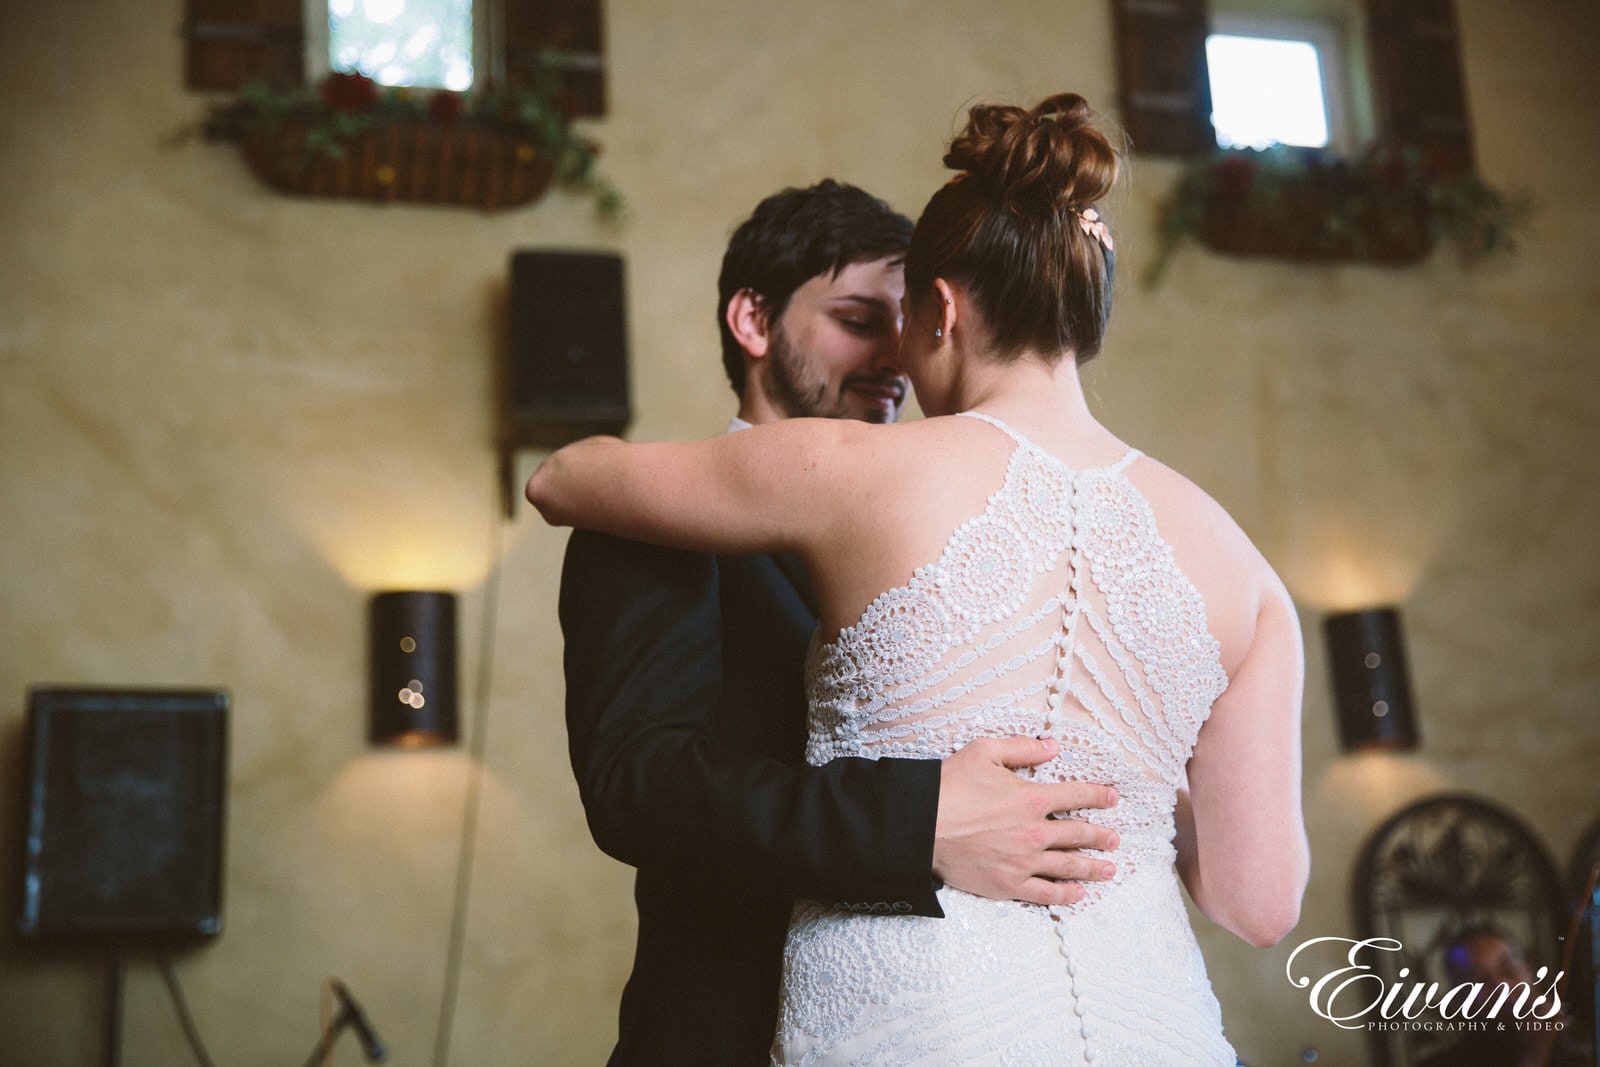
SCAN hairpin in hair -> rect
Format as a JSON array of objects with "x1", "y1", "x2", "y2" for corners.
[{"x1": 1071, "y1": 206, "x2": 1113, "y2": 252}]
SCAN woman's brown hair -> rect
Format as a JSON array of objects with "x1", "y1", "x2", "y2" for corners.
[{"x1": 905, "y1": 93, "x2": 1122, "y2": 365}]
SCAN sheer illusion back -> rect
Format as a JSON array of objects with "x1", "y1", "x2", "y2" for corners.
[{"x1": 774, "y1": 412, "x2": 1238, "y2": 1066}]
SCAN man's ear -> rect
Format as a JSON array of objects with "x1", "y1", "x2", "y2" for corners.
[{"x1": 725, "y1": 288, "x2": 772, "y2": 359}]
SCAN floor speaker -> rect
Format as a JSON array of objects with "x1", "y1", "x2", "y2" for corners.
[{"x1": 18, "y1": 688, "x2": 229, "y2": 945}]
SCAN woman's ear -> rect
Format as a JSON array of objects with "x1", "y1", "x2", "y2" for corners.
[
  {"x1": 725, "y1": 288, "x2": 771, "y2": 359},
  {"x1": 933, "y1": 277, "x2": 959, "y2": 340}
]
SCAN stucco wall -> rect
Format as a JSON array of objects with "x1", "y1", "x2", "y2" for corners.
[{"x1": 2, "y1": 1, "x2": 1596, "y2": 1063}]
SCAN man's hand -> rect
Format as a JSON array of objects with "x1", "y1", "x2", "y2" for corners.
[{"x1": 932, "y1": 736, "x2": 1118, "y2": 906}]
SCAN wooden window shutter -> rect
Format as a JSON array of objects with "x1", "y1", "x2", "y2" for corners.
[
  {"x1": 1111, "y1": 0, "x2": 1215, "y2": 156},
  {"x1": 503, "y1": 0, "x2": 607, "y2": 117},
  {"x1": 1366, "y1": 0, "x2": 1474, "y2": 168},
  {"x1": 184, "y1": 0, "x2": 305, "y2": 91}
]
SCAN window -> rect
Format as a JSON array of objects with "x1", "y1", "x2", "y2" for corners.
[
  {"x1": 1207, "y1": 34, "x2": 1329, "y2": 149},
  {"x1": 325, "y1": 0, "x2": 475, "y2": 91},
  {"x1": 183, "y1": 0, "x2": 607, "y2": 116},
  {"x1": 1205, "y1": 13, "x2": 1354, "y2": 152},
  {"x1": 1110, "y1": 0, "x2": 1474, "y2": 167}
]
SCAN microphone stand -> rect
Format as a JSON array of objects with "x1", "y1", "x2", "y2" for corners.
[{"x1": 301, "y1": 980, "x2": 387, "y2": 1067}]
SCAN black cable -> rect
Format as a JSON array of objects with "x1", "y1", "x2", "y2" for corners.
[
  {"x1": 158, "y1": 955, "x2": 217, "y2": 1067},
  {"x1": 431, "y1": 493, "x2": 508, "y2": 1067},
  {"x1": 104, "y1": 952, "x2": 122, "y2": 1067}
]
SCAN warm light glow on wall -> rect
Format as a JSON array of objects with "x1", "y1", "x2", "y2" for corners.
[
  {"x1": 309, "y1": 517, "x2": 494, "y2": 590},
  {"x1": 312, "y1": 750, "x2": 477, "y2": 878},
  {"x1": 1273, "y1": 509, "x2": 1434, "y2": 612},
  {"x1": 287, "y1": 480, "x2": 533, "y2": 591},
  {"x1": 1314, "y1": 750, "x2": 1450, "y2": 826},
  {"x1": 312, "y1": 750, "x2": 522, "y2": 873},
  {"x1": 275, "y1": 440, "x2": 526, "y2": 590}
]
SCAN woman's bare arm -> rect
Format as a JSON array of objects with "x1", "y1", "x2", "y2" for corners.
[
  {"x1": 525, "y1": 418, "x2": 884, "y2": 558},
  {"x1": 1175, "y1": 567, "x2": 1309, "y2": 947}
]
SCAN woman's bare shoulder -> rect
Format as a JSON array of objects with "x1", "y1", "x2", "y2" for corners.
[
  {"x1": 1125, "y1": 456, "x2": 1260, "y2": 558},
  {"x1": 1124, "y1": 454, "x2": 1287, "y2": 668},
  {"x1": 772, "y1": 414, "x2": 993, "y2": 485}
]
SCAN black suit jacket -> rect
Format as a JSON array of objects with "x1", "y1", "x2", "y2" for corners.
[{"x1": 560, "y1": 530, "x2": 942, "y2": 1065}]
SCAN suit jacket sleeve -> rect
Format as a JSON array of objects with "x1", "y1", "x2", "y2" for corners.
[{"x1": 560, "y1": 529, "x2": 944, "y2": 916}]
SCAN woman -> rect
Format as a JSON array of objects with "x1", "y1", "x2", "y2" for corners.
[{"x1": 529, "y1": 93, "x2": 1308, "y2": 1065}]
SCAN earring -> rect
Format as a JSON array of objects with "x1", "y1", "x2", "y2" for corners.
[{"x1": 934, "y1": 328, "x2": 943, "y2": 337}]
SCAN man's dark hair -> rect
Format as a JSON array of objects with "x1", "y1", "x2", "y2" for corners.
[
  {"x1": 1442, "y1": 922, "x2": 1522, "y2": 982},
  {"x1": 717, "y1": 180, "x2": 913, "y2": 395}
]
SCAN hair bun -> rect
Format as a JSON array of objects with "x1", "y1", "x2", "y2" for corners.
[{"x1": 944, "y1": 93, "x2": 1118, "y2": 212}]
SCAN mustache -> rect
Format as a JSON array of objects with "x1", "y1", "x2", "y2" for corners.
[{"x1": 844, "y1": 373, "x2": 909, "y2": 401}]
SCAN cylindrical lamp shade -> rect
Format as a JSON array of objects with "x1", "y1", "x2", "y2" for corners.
[
  {"x1": 1323, "y1": 607, "x2": 1419, "y2": 752},
  {"x1": 368, "y1": 591, "x2": 458, "y2": 746}
]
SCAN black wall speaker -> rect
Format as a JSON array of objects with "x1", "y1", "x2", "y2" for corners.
[
  {"x1": 18, "y1": 688, "x2": 229, "y2": 945},
  {"x1": 505, "y1": 249, "x2": 630, "y2": 442},
  {"x1": 499, "y1": 249, "x2": 631, "y2": 515}
]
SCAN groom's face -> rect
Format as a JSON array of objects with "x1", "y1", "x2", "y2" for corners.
[{"x1": 762, "y1": 256, "x2": 908, "y2": 424}]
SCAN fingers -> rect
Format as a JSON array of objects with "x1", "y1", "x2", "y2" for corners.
[
  {"x1": 1035, "y1": 779, "x2": 1118, "y2": 814},
  {"x1": 1012, "y1": 878, "x2": 1089, "y2": 908},
  {"x1": 965, "y1": 738, "x2": 1120, "y2": 813},
  {"x1": 934, "y1": 735, "x2": 1127, "y2": 907},
  {"x1": 1033, "y1": 850, "x2": 1118, "y2": 884},
  {"x1": 1006, "y1": 850, "x2": 1121, "y2": 906},
  {"x1": 973, "y1": 734, "x2": 1060, "y2": 769},
  {"x1": 1037, "y1": 817, "x2": 1119, "y2": 854},
  {"x1": 961, "y1": 844, "x2": 1119, "y2": 908}
]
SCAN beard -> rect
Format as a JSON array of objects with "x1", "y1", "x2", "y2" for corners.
[{"x1": 766, "y1": 324, "x2": 901, "y2": 424}]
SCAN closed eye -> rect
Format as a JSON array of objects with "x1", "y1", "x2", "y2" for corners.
[{"x1": 837, "y1": 315, "x2": 889, "y2": 336}]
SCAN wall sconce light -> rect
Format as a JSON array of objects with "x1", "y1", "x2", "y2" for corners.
[
  {"x1": 368, "y1": 591, "x2": 458, "y2": 747},
  {"x1": 1323, "y1": 607, "x2": 1419, "y2": 752}
]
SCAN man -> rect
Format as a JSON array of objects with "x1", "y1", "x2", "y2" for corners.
[
  {"x1": 1415, "y1": 926, "x2": 1592, "y2": 1067},
  {"x1": 558, "y1": 180, "x2": 1117, "y2": 1065}
]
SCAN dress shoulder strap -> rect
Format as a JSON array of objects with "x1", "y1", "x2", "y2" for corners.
[
  {"x1": 956, "y1": 409, "x2": 1027, "y2": 443},
  {"x1": 1108, "y1": 448, "x2": 1143, "y2": 474},
  {"x1": 958, "y1": 410, "x2": 1142, "y2": 475}
]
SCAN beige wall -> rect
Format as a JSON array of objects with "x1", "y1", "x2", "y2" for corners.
[{"x1": 3, "y1": 1, "x2": 1597, "y2": 1063}]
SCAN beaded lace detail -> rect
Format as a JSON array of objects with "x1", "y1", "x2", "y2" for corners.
[{"x1": 773, "y1": 412, "x2": 1236, "y2": 1066}]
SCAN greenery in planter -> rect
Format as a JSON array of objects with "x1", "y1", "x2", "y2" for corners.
[
  {"x1": 1149, "y1": 143, "x2": 1529, "y2": 284},
  {"x1": 202, "y1": 71, "x2": 622, "y2": 217}
]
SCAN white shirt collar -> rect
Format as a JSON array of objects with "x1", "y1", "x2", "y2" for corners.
[{"x1": 726, "y1": 415, "x2": 753, "y2": 433}]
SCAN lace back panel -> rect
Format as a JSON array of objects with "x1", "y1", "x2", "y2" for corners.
[
  {"x1": 777, "y1": 412, "x2": 1239, "y2": 1065},
  {"x1": 805, "y1": 412, "x2": 1227, "y2": 885}
]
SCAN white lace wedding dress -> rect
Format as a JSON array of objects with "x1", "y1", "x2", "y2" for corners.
[{"x1": 771, "y1": 412, "x2": 1238, "y2": 1066}]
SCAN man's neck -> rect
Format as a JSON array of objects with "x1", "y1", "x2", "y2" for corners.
[{"x1": 735, "y1": 393, "x2": 787, "y2": 427}]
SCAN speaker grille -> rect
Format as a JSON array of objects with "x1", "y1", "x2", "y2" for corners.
[
  {"x1": 19, "y1": 688, "x2": 228, "y2": 944},
  {"x1": 505, "y1": 250, "x2": 631, "y2": 437}
]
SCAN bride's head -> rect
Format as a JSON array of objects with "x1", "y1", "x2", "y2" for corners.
[{"x1": 902, "y1": 93, "x2": 1122, "y2": 375}]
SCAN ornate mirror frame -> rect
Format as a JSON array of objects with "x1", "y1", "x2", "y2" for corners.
[{"x1": 1352, "y1": 793, "x2": 1565, "y2": 1067}]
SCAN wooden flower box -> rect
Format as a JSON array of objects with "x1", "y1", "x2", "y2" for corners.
[
  {"x1": 1196, "y1": 183, "x2": 1433, "y2": 265},
  {"x1": 238, "y1": 120, "x2": 556, "y2": 211}
]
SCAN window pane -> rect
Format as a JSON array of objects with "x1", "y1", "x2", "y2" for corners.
[
  {"x1": 1206, "y1": 34, "x2": 1330, "y2": 150},
  {"x1": 328, "y1": 0, "x2": 473, "y2": 91}
]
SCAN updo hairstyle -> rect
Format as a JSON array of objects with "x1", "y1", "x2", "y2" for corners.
[{"x1": 905, "y1": 93, "x2": 1122, "y2": 365}]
